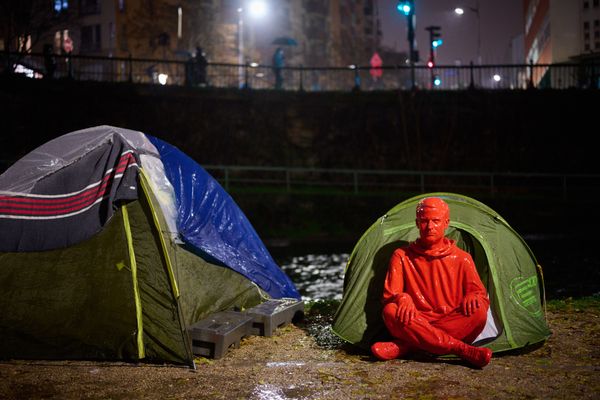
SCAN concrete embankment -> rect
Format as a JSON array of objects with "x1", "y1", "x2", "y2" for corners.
[{"x1": 1, "y1": 74, "x2": 597, "y2": 243}]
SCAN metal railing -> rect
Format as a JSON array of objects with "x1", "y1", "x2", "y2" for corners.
[
  {"x1": 1, "y1": 157, "x2": 595, "y2": 199},
  {"x1": 203, "y1": 165, "x2": 600, "y2": 200},
  {"x1": 3, "y1": 51, "x2": 599, "y2": 91}
]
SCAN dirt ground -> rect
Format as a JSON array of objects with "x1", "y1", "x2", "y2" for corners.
[{"x1": 1, "y1": 302, "x2": 598, "y2": 400}]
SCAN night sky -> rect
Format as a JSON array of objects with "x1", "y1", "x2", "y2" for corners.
[{"x1": 378, "y1": 0, "x2": 525, "y2": 65}]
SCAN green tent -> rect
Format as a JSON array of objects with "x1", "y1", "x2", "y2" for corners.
[
  {"x1": 0, "y1": 185, "x2": 264, "y2": 366},
  {"x1": 0, "y1": 126, "x2": 299, "y2": 366},
  {"x1": 332, "y1": 192, "x2": 551, "y2": 353}
]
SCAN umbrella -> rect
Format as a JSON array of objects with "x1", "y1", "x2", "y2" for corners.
[{"x1": 271, "y1": 37, "x2": 298, "y2": 46}]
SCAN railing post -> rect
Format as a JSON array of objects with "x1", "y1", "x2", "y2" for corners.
[
  {"x1": 469, "y1": 61, "x2": 475, "y2": 89},
  {"x1": 527, "y1": 59, "x2": 534, "y2": 89},
  {"x1": 128, "y1": 53, "x2": 133, "y2": 83},
  {"x1": 66, "y1": 52, "x2": 74, "y2": 79},
  {"x1": 4, "y1": 48, "x2": 9, "y2": 73},
  {"x1": 243, "y1": 61, "x2": 250, "y2": 89},
  {"x1": 299, "y1": 64, "x2": 304, "y2": 91},
  {"x1": 353, "y1": 66, "x2": 361, "y2": 91},
  {"x1": 286, "y1": 169, "x2": 291, "y2": 193}
]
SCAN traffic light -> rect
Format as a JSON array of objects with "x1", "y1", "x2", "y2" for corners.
[
  {"x1": 433, "y1": 75, "x2": 442, "y2": 86},
  {"x1": 426, "y1": 26, "x2": 442, "y2": 51},
  {"x1": 397, "y1": 0, "x2": 414, "y2": 16},
  {"x1": 425, "y1": 25, "x2": 442, "y2": 69}
]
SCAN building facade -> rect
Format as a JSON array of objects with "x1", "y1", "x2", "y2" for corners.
[
  {"x1": 524, "y1": 0, "x2": 600, "y2": 64},
  {"x1": 523, "y1": 0, "x2": 600, "y2": 86},
  {"x1": 4, "y1": 0, "x2": 380, "y2": 67}
]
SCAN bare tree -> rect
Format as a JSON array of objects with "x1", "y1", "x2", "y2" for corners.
[{"x1": 1, "y1": 0, "x2": 72, "y2": 72}]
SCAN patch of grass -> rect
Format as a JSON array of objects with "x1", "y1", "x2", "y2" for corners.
[
  {"x1": 546, "y1": 295, "x2": 600, "y2": 312},
  {"x1": 304, "y1": 299, "x2": 341, "y2": 318}
]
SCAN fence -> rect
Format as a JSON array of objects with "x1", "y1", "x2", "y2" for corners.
[
  {"x1": 0, "y1": 155, "x2": 595, "y2": 199},
  {"x1": 202, "y1": 165, "x2": 599, "y2": 200},
  {"x1": 3, "y1": 51, "x2": 599, "y2": 91}
]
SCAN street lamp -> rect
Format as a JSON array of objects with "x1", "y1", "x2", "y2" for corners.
[
  {"x1": 238, "y1": 0, "x2": 267, "y2": 87},
  {"x1": 454, "y1": 0, "x2": 481, "y2": 65}
]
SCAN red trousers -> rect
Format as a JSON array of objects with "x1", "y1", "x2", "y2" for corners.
[{"x1": 382, "y1": 302, "x2": 487, "y2": 355}]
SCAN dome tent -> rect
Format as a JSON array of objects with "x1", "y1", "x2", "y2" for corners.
[
  {"x1": 0, "y1": 125, "x2": 299, "y2": 366},
  {"x1": 332, "y1": 192, "x2": 551, "y2": 353}
]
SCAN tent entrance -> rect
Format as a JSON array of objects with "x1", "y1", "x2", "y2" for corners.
[{"x1": 446, "y1": 227, "x2": 502, "y2": 344}]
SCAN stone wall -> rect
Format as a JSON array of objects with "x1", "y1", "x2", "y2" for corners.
[
  {"x1": 1, "y1": 76, "x2": 597, "y2": 241},
  {"x1": 2, "y1": 75, "x2": 597, "y2": 174}
]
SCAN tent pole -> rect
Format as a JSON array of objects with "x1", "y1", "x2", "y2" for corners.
[{"x1": 121, "y1": 204, "x2": 146, "y2": 360}]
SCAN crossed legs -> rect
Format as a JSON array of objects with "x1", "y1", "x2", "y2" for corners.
[{"x1": 372, "y1": 302, "x2": 492, "y2": 367}]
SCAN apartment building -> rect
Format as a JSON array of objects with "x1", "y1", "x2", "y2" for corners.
[
  {"x1": 4, "y1": 0, "x2": 379, "y2": 67},
  {"x1": 524, "y1": 0, "x2": 600, "y2": 85}
]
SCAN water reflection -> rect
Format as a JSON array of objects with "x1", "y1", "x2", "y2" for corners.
[
  {"x1": 275, "y1": 236, "x2": 599, "y2": 301},
  {"x1": 280, "y1": 253, "x2": 348, "y2": 301}
]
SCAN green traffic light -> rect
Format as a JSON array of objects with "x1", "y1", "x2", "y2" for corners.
[{"x1": 397, "y1": 1, "x2": 412, "y2": 16}]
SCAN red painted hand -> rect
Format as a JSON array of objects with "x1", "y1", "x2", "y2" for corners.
[
  {"x1": 395, "y1": 293, "x2": 417, "y2": 324},
  {"x1": 462, "y1": 293, "x2": 482, "y2": 316}
]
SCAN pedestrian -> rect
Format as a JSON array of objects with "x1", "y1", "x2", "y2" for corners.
[
  {"x1": 272, "y1": 47, "x2": 285, "y2": 89},
  {"x1": 195, "y1": 46, "x2": 208, "y2": 86},
  {"x1": 43, "y1": 44, "x2": 56, "y2": 79}
]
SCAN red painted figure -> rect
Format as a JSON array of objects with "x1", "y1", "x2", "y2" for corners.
[{"x1": 371, "y1": 197, "x2": 493, "y2": 368}]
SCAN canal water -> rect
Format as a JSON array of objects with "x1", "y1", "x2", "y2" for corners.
[{"x1": 272, "y1": 235, "x2": 598, "y2": 302}]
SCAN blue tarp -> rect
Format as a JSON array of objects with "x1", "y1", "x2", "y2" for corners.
[{"x1": 148, "y1": 136, "x2": 300, "y2": 299}]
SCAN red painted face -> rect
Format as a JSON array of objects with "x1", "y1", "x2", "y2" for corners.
[{"x1": 416, "y1": 199, "x2": 450, "y2": 247}]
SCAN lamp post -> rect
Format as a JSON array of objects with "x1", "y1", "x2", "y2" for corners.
[
  {"x1": 237, "y1": 0, "x2": 267, "y2": 88},
  {"x1": 454, "y1": 0, "x2": 481, "y2": 65}
]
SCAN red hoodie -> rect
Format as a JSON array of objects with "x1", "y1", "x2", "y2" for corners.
[{"x1": 382, "y1": 238, "x2": 489, "y2": 321}]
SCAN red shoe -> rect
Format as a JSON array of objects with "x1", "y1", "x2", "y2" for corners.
[
  {"x1": 452, "y1": 342, "x2": 492, "y2": 368},
  {"x1": 371, "y1": 340, "x2": 410, "y2": 361}
]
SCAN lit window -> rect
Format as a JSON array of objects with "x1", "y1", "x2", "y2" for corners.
[
  {"x1": 177, "y1": 7, "x2": 182, "y2": 39},
  {"x1": 54, "y1": 0, "x2": 68, "y2": 12}
]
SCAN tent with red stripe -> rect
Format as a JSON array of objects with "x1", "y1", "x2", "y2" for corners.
[{"x1": 0, "y1": 125, "x2": 299, "y2": 366}]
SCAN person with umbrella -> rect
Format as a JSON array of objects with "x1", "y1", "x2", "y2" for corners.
[
  {"x1": 272, "y1": 46, "x2": 285, "y2": 89},
  {"x1": 270, "y1": 37, "x2": 296, "y2": 90}
]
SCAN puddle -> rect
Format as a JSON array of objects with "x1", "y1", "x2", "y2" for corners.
[
  {"x1": 266, "y1": 361, "x2": 306, "y2": 368},
  {"x1": 250, "y1": 384, "x2": 316, "y2": 400}
]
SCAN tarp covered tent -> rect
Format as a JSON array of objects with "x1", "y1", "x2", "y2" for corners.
[
  {"x1": 0, "y1": 125, "x2": 299, "y2": 366},
  {"x1": 332, "y1": 193, "x2": 551, "y2": 353}
]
